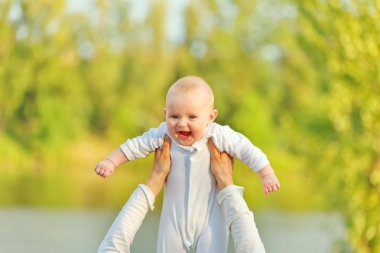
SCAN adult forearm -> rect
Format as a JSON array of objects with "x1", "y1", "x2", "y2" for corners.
[
  {"x1": 145, "y1": 172, "x2": 167, "y2": 197},
  {"x1": 217, "y1": 185, "x2": 266, "y2": 253},
  {"x1": 98, "y1": 185, "x2": 155, "y2": 253}
]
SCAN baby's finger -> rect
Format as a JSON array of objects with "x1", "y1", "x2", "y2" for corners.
[
  {"x1": 95, "y1": 168, "x2": 103, "y2": 177},
  {"x1": 104, "y1": 170, "x2": 112, "y2": 177},
  {"x1": 101, "y1": 168, "x2": 108, "y2": 178},
  {"x1": 264, "y1": 186, "x2": 269, "y2": 195},
  {"x1": 98, "y1": 168, "x2": 104, "y2": 177}
]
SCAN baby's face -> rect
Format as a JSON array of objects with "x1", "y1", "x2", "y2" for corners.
[{"x1": 165, "y1": 90, "x2": 217, "y2": 146}]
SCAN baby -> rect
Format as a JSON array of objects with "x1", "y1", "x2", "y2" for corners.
[{"x1": 95, "y1": 76, "x2": 280, "y2": 253}]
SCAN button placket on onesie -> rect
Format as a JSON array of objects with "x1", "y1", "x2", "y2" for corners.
[
  {"x1": 156, "y1": 138, "x2": 227, "y2": 253},
  {"x1": 185, "y1": 147, "x2": 196, "y2": 249}
]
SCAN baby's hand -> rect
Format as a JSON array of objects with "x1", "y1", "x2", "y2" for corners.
[
  {"x1": 260, "y1": 174, "x2": 280, "y2": 195},
  {"x1": 258, "y1": 165, "x2": 280, "y2": 195},
  {"x1": 94, "y1": 159, "x2": 115, "y2": 178}
]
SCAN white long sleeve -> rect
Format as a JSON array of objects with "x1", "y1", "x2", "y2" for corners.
[
  {"x1": 119, "y1": 123, "x2": 166, "y2": 161},
  {"x1": 217, "y1": 185, "x2": 266, "y2": 253},
  {"x1": 119, "y1": 122, "x2": 269, "y2": 172},
  {"x1": 98, "y1": 184, "x2": 155, "y2": 253},
  {"x1": 208, "y1": 124, "x2": 269, "y2": 172}
]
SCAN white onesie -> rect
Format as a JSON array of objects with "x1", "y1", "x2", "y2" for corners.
[
  {"x1": 120, "y1": 122, "x2": 269, "y2": 253},
  {"x1": 98, "y1": 184, "x2": 266, "y2": 253}
]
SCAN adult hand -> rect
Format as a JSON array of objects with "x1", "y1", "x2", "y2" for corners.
[
  {"x1": 208, "y1": 138, "x2": 234, "y2": 190},
  {"x1": 145, "y1": 135, "x2": 172, "y2": 197}
]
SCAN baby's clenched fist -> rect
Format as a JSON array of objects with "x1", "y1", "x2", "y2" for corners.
[{"x1": 94, "y1": 159, "x2": 115, "y2": 178}]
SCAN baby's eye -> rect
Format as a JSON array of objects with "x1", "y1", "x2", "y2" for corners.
[
  {"x1": 189, "y1": 115, "x2": 197, "y2": 120},
  {"x1": 170, "y1": 115, "x2": 179, "y2": 119}
]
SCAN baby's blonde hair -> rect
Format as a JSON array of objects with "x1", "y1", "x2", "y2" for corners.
[{"x1": 167, "y1": 76, "x2": 215, "y2": 109}]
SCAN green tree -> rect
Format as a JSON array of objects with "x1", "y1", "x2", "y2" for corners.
[{"x1": 278, "y1": 1, "x2": 380, "y2": 252}]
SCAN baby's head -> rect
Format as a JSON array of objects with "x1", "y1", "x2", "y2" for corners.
[{"x1": 164, "y1": 76, "x2": 218, "y2": 146}]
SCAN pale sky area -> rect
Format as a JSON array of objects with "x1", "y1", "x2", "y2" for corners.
[
  {"x1": 7, "y1": 0, "x2": 296, "y2": 60},
  {"x1": 66, "y1": 0, "x2": 189, "y2": 44}
]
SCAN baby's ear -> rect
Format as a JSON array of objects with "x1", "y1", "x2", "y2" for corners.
[
  {"x1": 163, "y1": 108, "x2": 167, "y2": 116},
  {"x1": 209, "y1": 109, "x2": 218, "y2": 122}
]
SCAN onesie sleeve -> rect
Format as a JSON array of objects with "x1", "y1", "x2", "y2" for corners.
[
  {"x1": 120, "y1": 122, "x2": 166, "y2": 161},
  {"x1": 210, "y1": 124, "x2": 269, "y2": 172}
]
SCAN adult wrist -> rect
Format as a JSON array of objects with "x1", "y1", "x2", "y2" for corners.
[
  {"x1": 215, "y1": 174, "x2": 233, "y2": 190},
  {"x1": 145, "y1": 178, "x2": 163, "y2": 197},
  {"x1": 217, "y1": 181, "x2": 233, "y2": 191}
]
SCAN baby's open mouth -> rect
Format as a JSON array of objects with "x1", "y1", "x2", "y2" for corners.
[{"x1": 178, "y1": 131, "x2": 192, "y2": 138}]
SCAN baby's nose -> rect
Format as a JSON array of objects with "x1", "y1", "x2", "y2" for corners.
[{"x1": 178, "y1": 118, "x2": 187, "y2": 127}]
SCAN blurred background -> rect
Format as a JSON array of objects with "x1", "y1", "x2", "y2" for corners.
[{"x1": 0, "y1": 0, "x2": 379, "y2": 252}]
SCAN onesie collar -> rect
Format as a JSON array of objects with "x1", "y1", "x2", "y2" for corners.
[{"x1": 163, "y1": 123, "x2": 212, "y2": 153}]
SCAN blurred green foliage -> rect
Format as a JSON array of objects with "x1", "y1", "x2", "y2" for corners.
[
  {"x1": 0, "y1": 0, "x2": 379, "y2": 252},
  {"x1": 282, "y1": 1, "x2": 380, "y2": 252}
]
